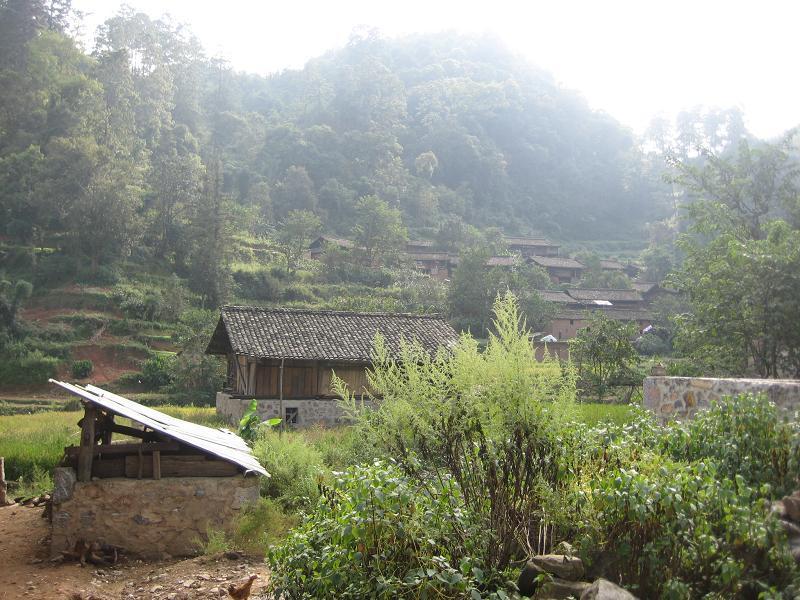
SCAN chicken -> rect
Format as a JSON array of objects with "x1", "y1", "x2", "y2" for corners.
[{"x1": 227, "y1": 574, "x2": 258, "y2": 600}]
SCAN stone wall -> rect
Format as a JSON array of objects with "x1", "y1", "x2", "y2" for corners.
[
  {"x1": 643, "y1": 376, "x2": 800, "y2": 420},
  {"x1": 51, "y1": 467, "x2": 260, "y2": 558},
  {"x1": 216, "y1": 392, "x2": 374, "y2": 427}
]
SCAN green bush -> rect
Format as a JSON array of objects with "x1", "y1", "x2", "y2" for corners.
[
  {"x1": 583, "y1": 462, "x2": 797, "y2": 598},
  {"x1": 252, "y1": 430, "x2": 325, "y2": 510},
  {"x1": 267, "y1": 461, "x2": 500, "y2": 599},
  {"x1": 233, "y1": 269, "x2": 284, "y2": 301},
  {"x1": 661, "y1": 393, "x2": 800, "y2": 496},
  {"x1": 70, "y1": 359, "x2": 93, "y2": 378},
  {"x1": 0, "y1": 350, "x2": 59, "y2": 385},
  {"x1": 140, "y1": 353, "x2": 175, "y2": 389}
]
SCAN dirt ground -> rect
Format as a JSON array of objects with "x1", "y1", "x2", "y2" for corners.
[{"x1": 0, "y1": 504, "x2": 271, "y2": 600}]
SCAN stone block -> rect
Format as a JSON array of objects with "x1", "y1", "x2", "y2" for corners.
[
  {"x1": 536, "y1": 578, "x2": 590, "y2": 599},
  {"x1": 531, "y1": 555, "x2": 585, "y2": 581},
  {"x1": 581, "y1": 578, "x2": 638, "y2": 599},
  {"x1": 52, "y1": 467, "x2": 76, "y2": 503}
]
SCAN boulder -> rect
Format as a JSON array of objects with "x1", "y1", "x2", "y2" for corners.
[
  {"x1": 535, "y1": 578, "x2": 591, "y2": 599},
  {"x1": 782, "y1": 496, "x2": 800, "y2": 522},
  {"x1": 580, "y1": 578, "x2": 638, "y2": 600},
  {"x1": 518, "y1": 561, "x2": 547, "y2": 597},
  {"x1": 532, "y1": 555, "x2": 585, "y2": 581}
]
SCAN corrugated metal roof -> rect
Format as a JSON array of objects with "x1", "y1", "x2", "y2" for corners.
[{"x1": 49, "y1": 380, "x2": 268, "y2": 477}]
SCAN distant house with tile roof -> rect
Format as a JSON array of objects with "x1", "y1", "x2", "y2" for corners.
[
  {"x1": 504, "y1": 236, "x2": 560, "y2": 258},
  {"x1": 206, "y1": 306, "x2": 459, "y2": 427},
  {"x1": 529, "y1": 256, "x2": 586, "y2": 284},
  {"x1": 565, "y1": 288, "x2": 645, "y2": 309}
]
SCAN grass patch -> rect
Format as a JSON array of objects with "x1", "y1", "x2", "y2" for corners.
[{"x1": 573, "y1": 402, "x2": 637, "y2": 426}]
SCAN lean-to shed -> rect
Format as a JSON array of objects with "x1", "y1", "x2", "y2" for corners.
[{"x1": 48, "y1": 380, "x2": 266, "y2": 559}]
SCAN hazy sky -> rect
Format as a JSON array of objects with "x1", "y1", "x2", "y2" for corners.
[{"x1": 72, "y1": 0, "x2": 800, "y2": 139}]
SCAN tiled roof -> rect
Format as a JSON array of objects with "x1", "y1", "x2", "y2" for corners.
[
  {"x1": 406, "y1": 240, "x2": 436, "y2": 250},
  {"x1": 535, "y1": 290, "x2": 573, "y2": 303},
  {"x1": 599, "y1": 259, "x2": 625, "y2": 270},
  {"x1": 553, "y1": 308, "x2": 654, "y2": 321},
  {"x1": 631, "y1": 281, "x2": 658, "y2": 293},
  {"x1": 486, "y1": 255, "x2": 517, "y2": 266},
  {"x1": 505, "y1": 236, "x2": 559, "y2": 247},
  {"x1": 530, "y1": 256, "x2": 585, "y2": 269},
  {"x1": 407, "y1": 251, "x2": 452, "y2": 261},
  {"x1": 567, "y1": 288, "x2": 643, "y2": 302},
  {"x1": 206, "y1": 306, "x2": 459, "y2": 362}
]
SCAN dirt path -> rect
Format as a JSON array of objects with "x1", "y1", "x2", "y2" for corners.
[{"x1": 0, "y1": 504, "x2": 271, "y2": 599}]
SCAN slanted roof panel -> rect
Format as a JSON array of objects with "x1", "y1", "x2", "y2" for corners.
[
  {"x1": 535, "y1": 290, "x2": 573, "y2": 303},
  {"x1": 530, "y1": 256, "x2": 585, "y2": 269},
  {"x1": 211, "y1": 306, "x2": 460, "y2": 362},
  {"x1": 567, "y1": 288, "x2": 643, "y2": 302},
  {"x1": 49, "y1": 380, "x2": 267, "y2": 476}
]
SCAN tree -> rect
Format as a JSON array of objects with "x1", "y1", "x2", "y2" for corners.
[
  {"x1": 570, "y1": 313, "x2": 639, "y2": 402},
  {"x1": 273, "y1": 166, "x2": 319, "y2": 220},
  {"x1": 0, "y1": 275, "x2": 33, "y2": 339},
  {"x1": 276, "y1": 210, "x2": 321, "y2": 274},
  {"x1": 671, "y1": 137, "x2": 800, "y2": 377},
  {"x1": 188, "y1": 158, "x2": 233, "y2": 307},
  {"x1": 350, "y1": 195, "x2": 407, "y2": 266}
]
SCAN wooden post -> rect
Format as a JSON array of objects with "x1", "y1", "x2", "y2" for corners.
[
  {"x1": 77, "y1": 405, "x2": 97, "y2": 482},
  {"x1": 0, "y1": 457, "x2": 6, "y2": 506},
  {"x1": 279, "y1": 357, "x2": 285, "y2": 437},
  {"x1": 152, "y1": 450, "x2": 161, "y2": 480}
]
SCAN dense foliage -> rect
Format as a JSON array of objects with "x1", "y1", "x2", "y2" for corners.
[{"x1": 267, "y1": 295, "x2": 800, "y2": 598}]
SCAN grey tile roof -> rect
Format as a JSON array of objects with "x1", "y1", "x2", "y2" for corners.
[
  {"x1": 567, "y1": 288, "x2": 643, "y2": 302},
  {"x1": 207, "y1": 306, "x2": 459, "y2": 362},
  {"x1": 553, "y1": 308, "x2": 654, "y2": 321},
  {"x1": 535, "y1": 290, "x2": 573, "y2": 303},
  {"x1": 530, "y1": 256, "x2": 586, "y2": 269},
  {"x1": 505, "y1": 236, "x2": 559, "y2": 247},
  {"x1": 599, "y1": 259, "x2": 625, "y2": 270}
]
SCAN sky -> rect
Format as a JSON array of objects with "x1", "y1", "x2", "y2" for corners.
[{"x1": 71, "y1": 0, "x2": 800, "y2": 139}]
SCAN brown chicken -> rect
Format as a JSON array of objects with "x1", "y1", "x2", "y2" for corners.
[{"x1": 227, "y1": 574, "x2": 258, "y2": 600}]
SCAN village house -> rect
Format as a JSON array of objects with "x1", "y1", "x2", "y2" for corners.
[
  {"x1": 504, "y1": 236, "x2": 560, "y2": 257},
  {"x1": 528, "y1": 256, "x2": 586, "y2": 284},
  {"x1": 206, "y1": 306, "x2": 459, "y2": 427},
  {"x1": 47, "y1": 380, "x2": 265, "y2": 559},
  {"x1": 406, "y1": 250, "x2": 454, "y2": 281},
  {"x1": 545, "y1": 308, "x2": 654, "y2": 341}
]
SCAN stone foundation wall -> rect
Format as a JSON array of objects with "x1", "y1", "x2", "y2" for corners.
[
  {"x1": 50, "y1": 467, "x2": 260, "y2": 558},
  {"x1": 216, "y1": 392, "x2": 374, "y2": 427},
  {"x1": 643, "y1": 376, "x2": 800, "y2": 420}
]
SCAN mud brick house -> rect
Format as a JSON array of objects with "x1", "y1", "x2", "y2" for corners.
[
  {"x1": 47, "y1": 381, "x2": 265, "y2": 559},
  {"x1": 504, "y1": 236, "x2": 560, "y2": 257},
  {"x1": 206, "y1": 306, "x2": 459, "y2": 426},
  {"x1": 545, "y1": 308, "x2": 654, "y2": 341},
  {"x1": 406, "y1": 251, "x2": 454, "y2": 281},
  {"x1": 529, "y1": 256, "x2": 586, "y2": 284}
]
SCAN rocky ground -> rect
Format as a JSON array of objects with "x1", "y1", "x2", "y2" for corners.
[{"x1": 0, "y1": 503, "x2": 271, "y2": 600}]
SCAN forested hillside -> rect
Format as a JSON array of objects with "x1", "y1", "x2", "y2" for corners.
[{"x1": 1, "y1": 3, "x2": 673, "y2": 268}]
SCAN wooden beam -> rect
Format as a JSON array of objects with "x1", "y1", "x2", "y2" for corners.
[
  {"x1": 152, "y1": 450, "x2": 161, "y2": 480},
  {"x1": 124, "y1": 455, "x2": 240, "y2": 478},
  {"x1": 77, "y1": 405, "x2": 97, "y2": 482},
  {"x1": 64, "y1": 441, "x2": 180, "y2": 457}
]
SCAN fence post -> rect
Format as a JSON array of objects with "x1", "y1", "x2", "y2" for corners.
[{"x1": 0, "y1": 457, "x2": 6, "y2": 505}]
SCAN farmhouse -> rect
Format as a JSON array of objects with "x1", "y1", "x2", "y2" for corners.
[
  {"x1": 565, "y1": 288, "x2": 645, "y2": 309},
  {"x1": 47, "y1": 380, "x2": 265, "y2": 559},
  {"x1": 206, "y1": 306, "x2": 459, "y2": 426},
  {"x1": 406, "y1": 250, "x2": 453, "y2": 281},
  {"x1": 504, "y1": 236, "x2": 560, "y2": 257},
  {"x1": 545, "y1": 308, "x2": 654, "y2": 341},
  {"x1": 528, "y1": 256, "x2": 586, "y2": 284}
]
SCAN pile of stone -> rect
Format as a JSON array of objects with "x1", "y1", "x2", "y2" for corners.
[
  {"x1": 518, "y1": 554, "x2": 637, "y2": 599},
  {"x1": 773, "y1": 491, "x2": 800, "y2": 562}
]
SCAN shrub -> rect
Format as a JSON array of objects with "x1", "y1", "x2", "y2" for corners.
[
  {"x1": 252, "y1": 430, "x2": 325, "y2": 510},
  {"x1": 634, "y1": 331, "x2": 670, "y2": 356},
  {"x1": 267, "y1": 461, "x2": 500, "y2": 599},
  {"x1": 583, "y1": 461, "x2": 797, "y2": 598},
  {"x1": 233, "y1": 269, "x2": 283, "y2": 301},
  {"x1": 281, "y1": 282, "x2": 317, "y2": 302},
  {"x1": 70, "y1": 359, "x2": 93, "y2": 379},
  {"x1": 139, "y1": 354, "x2": 175, "y2": 389},
  {"x1": 340, "y1": 292, "x2": 578, "y2": 572},
  {"x1": 0, "y1": 350, "x2": 59, "y2": 385},
  {"x1": 661, "y1": 393, "x2": 800, "y2": 496}
]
